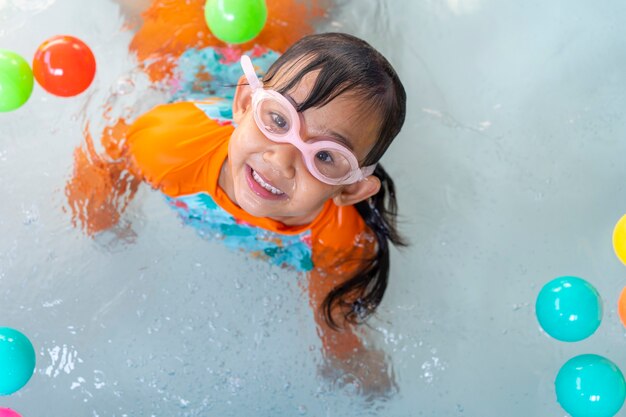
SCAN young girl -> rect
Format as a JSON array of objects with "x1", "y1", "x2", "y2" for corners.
[
  {"x1": 126, "y1": 31, "x2": 406, "y2": 389},
  {"x1": 71, "y1": 30, "x2": 406, "y2": 394}
]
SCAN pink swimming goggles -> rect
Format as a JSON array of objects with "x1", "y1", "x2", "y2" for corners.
[{"x1": 240, "y1": 55, "x2": 377, "y2": 186}]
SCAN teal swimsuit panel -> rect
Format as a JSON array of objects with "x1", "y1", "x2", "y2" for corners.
[{"x1": 165, "y1": 193, "x2": 313, "y2": 271}]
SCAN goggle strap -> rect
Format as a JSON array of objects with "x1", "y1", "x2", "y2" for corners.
[
  {"x1": 361, "y1": 163, "x2": 377, "y2": 177},
  {"x1": 240, "y1": 55, "x2": 262, "y2": 91}
]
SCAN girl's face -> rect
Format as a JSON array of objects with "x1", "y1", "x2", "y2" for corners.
[{"x1": 220, "y1": 68, "x2": 382, "y2": 226}]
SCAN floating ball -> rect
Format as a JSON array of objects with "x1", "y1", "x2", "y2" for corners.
[
  {"x1": 619, "y1": 286, "x2": 626, "y2": 328},
  {"x1": 613, "y1": 214, "x2": 626, "y2": 265},
  {"x1": 0, "y1": 49, "x2": 34, "y2": 112},
  {"x1": 0, "y1": 327, "x2": 36, "y2": 395},
  {"x1": 32, "y1": 35, "x2": 96, "y2": 97},
  {"x1": 535, "y1": 276, "x2": 602, "y2": 342},
  {"x1": 556, "y1": 354, "x2": 626, "y2": 417},
  {"x1": 0, "y1": 408, "x2": 22, "y2": 417},
  {"x1": 204, "y1": 0, "x2": 267, "y2": 44}
]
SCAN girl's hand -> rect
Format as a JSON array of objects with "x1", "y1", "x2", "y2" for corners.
[{"x1": 319, "y1": 346, "x2": 398, "y2": 400}]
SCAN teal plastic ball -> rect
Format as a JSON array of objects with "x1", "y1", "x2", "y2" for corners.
[
  {"x1": 535, "y1": 276, "x2": 602, "y2": 342},
  {"x1": 556, "y1": 354, "x2": 626, "y2": 417},
  {"x1": 0, "y1": 327, "x2": 36, "y2": 395},
  {"x1": 204, "y1": 0, "x2": 267, "y2": 44}
]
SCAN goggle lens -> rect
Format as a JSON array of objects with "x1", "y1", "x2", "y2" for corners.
[
  {"x1": 257, "y1": 97, "x2": 292, "y2": 136},
  {"x1": 312, "y1": 149, "x2": 352, "y2": 180}
]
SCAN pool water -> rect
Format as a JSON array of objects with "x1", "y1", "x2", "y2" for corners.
[{"x1": 2, "y1": 0, "x2": 626, "y2": 416}]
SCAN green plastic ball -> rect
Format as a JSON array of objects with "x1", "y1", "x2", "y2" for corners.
[
  {"x1": 556, "y1": 354, "x2": 626, "y2": 417},
  {"x1": 0, "y1": 50, "x2": 34, "y2": 112},
  {"x1": 0, "y1": 327, "x2": 36, "y2": 395},
  {"x1": 204, "y1": 0, "x2": 268, "y2": 44}
]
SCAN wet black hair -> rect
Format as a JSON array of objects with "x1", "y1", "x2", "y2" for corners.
[{"x1": 262, "y1": 32, "x2": 408, "y2": 329}]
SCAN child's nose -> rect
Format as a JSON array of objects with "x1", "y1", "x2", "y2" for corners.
[{"x1": 263, "y1": 143, "x2": 298, "y2": 179}]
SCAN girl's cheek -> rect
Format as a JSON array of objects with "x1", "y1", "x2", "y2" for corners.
[
  {"x1": 236, "y1": 125, "x2": 261, "y2": 149},
  {"x1": 231, "y1": 129, "x2": 254, "y2": 156},
  {"x1": 297, "y1": 174, "x2": 336, "y2": 199}
]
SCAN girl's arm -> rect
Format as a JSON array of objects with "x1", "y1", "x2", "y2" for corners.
[
  {"x1": 308, "y1": 217, "x2": 397, "y2": 396},
  {"x1": 308, "y1": 267, "x2": 363, "y2": 359},
  {"x1": 308, "y1": 267, "x2": 397, "y2": 397},
  {"x1": 65, "y1": 102, "x2": 232, "y2": 235},
  {"x1": 65, "y1": 120, "x2": 140, "y2": 235}
]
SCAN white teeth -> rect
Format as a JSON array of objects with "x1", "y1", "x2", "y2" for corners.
[{"x1": 252, "y1": 170, "x2": 284, "y2": 195}]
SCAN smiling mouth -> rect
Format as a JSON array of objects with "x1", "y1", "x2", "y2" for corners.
[
  {"x1": 252, "y1": 170, "x2": 285, "y2": 195},
  {"x1": 245, "y1": 165, "x2": 287, "y2": 200}
]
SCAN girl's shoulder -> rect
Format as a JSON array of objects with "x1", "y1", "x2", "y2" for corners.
[
  {"x1": 126, "y1": 100, "x2": 233, "y2": 196},
  {"x1": 310, "y1": 203, "x2": 376, "y2": 271},
  {"x1": 312, "y1": 203, "x2": 370, "y2": 242}
]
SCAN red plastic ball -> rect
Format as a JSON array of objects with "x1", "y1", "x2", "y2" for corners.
[{"x1": 32, "y1": 35, "x2": 96, "y2": 97}]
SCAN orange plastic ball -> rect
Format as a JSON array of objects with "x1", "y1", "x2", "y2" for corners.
[
  {"x1": 32, "y1": 35, "x2": 96, "y2": 97},
  {"x1": 619, "y1": 286, "x2": 626, "y2": 328}
]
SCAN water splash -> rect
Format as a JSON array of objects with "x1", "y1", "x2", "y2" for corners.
[
  {"x1": 43, "y1": 343, "x2": 82, "y2": 378},
  {"x1": 10, "y1": 0, "x2": 56, "y2": 12}
]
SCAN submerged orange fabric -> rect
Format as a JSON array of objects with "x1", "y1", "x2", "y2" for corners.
[
  {"x1": 127, "y1": 102, "x2": 375, "y2": 357},
  {"x1": 131, "y1": 0, "x2": 330, "y2": 81},
  {"x1": 65, "y1": 120, "x2": 141, "y2": 235}
]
